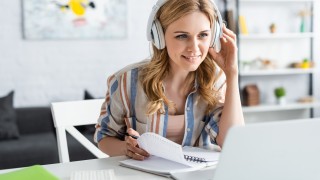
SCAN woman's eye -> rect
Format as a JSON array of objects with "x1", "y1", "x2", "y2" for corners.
[
  {"x1": 175, "y1": 34, "x2": 188, "y2": 40},
  {"x1": 199, "y1": 33, "x2": 208, "y2": 38}
]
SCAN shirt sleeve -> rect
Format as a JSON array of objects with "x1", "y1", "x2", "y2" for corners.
[
  {"x1": 205, "y1": 79, "x2": 226, "y2": 145},
  {"x1": 94, "y1": 74, "x2": 127, "y2": 143}
]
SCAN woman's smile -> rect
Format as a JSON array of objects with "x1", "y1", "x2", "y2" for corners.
[{"x1": 181, "y1": 55, "x2": 202, "y2": 63}]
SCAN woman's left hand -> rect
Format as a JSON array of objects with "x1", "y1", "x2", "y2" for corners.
[{"x1": 209, "y1": 25, "x2": 238, "y2": 77}]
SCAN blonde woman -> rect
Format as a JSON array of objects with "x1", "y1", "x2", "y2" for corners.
[{"x1": 94, "y1": 0, "x2": 244, "y2": 160}]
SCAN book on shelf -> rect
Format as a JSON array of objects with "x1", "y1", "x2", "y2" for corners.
[
  {"x1": 239, "y1": 15, "x2": 249, "y2": 34},
  {"x1": 119, "y1": 132, "x2": 220, "y2": 177}
]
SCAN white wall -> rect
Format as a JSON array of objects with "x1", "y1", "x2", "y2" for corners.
[
  {"x1": 0, "y1": 0, "x2": 319, "y2": 112},
  {"x1": 0, "y1": 0, "x2": 157, "y2": 107}
]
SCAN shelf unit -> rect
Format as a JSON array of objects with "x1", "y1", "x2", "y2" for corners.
[
  {"x1": 239, "y1": 32, "x2": 314, "y2": 39},
  {"x1": 242, "y1": 102, "x2": 320, "y2": 113},
  {"x1": 240, "y1": 0, "x2": 314, "y2": 2},
  {"x1": 236, "y1": 0, "x2": 316, "y2": 122},
  {"x1": 240, "y1": 68, "x2": 315, "y2": 76}
]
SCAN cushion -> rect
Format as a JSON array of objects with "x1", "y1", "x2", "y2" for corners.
[
  {"x1": 0, "y1": 133, "x2": 59, "y2": 169},
  {"x1": 0, "y1": 91, "x2": 20, "y2": 140},
  {"x1": 84, "y1": 90, "x2": 95, "y2": 100}
]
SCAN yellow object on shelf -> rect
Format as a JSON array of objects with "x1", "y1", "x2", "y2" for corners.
[
  {"x1": 301, "y1": 61, "x2": 310, "y2": 69},
  {"x1": 239, "y1": 15, "x2": 249, "y2": 35}
]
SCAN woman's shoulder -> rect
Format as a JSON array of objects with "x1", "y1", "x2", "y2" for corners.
[
  {"x1": 112, "y1": 59, "x2": 150, "y2": 78},
  {"x1": 106, "y1": 59, "x2": 150, "y2": 84}
]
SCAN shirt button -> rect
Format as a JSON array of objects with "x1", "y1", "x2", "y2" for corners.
[
  {"x1": 187, "y1": 128, "x2": 191, "y2": 132},
  {"x1": 186, "y1": 107, "x2": 190, "y2": 111}
]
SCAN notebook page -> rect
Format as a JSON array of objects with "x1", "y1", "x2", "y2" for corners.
[
  {"x1": 120, "y1": 156, "x2": 195, "y2": 175},
  {"x1": 137, "y1": 133, "x2": 189, "y2": 166}
]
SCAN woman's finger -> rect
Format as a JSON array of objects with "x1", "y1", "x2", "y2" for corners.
[
  {"x1": 126, "y1": 149, "x2": 144, "y2": 160},
  {"x1": 222, "y1": 25, "x2": 237, "y2": 41},
  {"x1": 126, "y1": 142, "x2": 149, "y2": 160},
  {"x1": 127, "y1": 128, "x2": 140, "y2": 136},
  {"x1": 127, "y1": 141, "x2": 149, "y2": 157},
  {"x1": 222, "y1": 33, "x2": 236, "y2": 47}
]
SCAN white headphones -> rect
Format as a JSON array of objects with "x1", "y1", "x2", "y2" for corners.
[{"x1": 146, "y1": 0, "x2": 223, "y2": 52}]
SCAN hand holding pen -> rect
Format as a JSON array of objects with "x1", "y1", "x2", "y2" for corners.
[
  {"x1": 124, "y1": 128, "x2": 149, "y2": 160},
  {"x1": 124, "y1": 132, "x2": 139, "y2": 139}
]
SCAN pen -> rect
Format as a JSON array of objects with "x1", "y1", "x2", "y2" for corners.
[{"x1": 124, "y1": 132, "x2": 139, "y2": 139}]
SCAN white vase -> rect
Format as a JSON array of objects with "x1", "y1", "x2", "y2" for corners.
[{"x1": 277, "y1": 97, "x2": 286, "y2": 105}]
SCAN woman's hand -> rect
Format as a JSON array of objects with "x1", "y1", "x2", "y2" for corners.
[
  {"x1": 209, "y1": 25, "x2": 238, "y2": 78},
  {"x1": 125, "y1": 128, "x2": 149, "y2": 160}
]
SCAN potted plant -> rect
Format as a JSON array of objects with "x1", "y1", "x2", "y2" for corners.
[
  {"x1": 301, "y1": 58, "x2": 310, "y2": 69},
  {"x1": 274, "y1": 87, "x2": 286, "y2": 105}
]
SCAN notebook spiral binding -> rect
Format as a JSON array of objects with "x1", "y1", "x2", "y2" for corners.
[{"x1": 184, "y1": 155, "x2": 206, "y2": 163}]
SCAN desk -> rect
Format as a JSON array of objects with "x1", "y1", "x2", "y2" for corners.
[{"x1": 0, "y1": 156, "x2": 169, "y2": 180}]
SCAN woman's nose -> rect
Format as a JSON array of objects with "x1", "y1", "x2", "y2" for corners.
[{"x1": 187, "y1": 38, "x2": 200, "y2": 52}]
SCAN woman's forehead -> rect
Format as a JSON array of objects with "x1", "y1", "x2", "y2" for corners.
[{"x1": 166, "y1": 12, "x2": 211, "y2": 33}]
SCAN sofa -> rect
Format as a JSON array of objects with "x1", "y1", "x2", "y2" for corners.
[{"x1": 0, "y1": 106, "x2": 97, "y2": 170}]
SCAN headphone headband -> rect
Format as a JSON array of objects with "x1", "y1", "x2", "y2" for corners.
[
  {"x1": 146, "y1": 0, "x2": 167, "y2": 41},
  {"x1": 147, "y1": 0, "x2": 223, "y2": 52}
]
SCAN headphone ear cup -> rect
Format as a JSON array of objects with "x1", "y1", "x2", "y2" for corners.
[
  {"x1": 151, "y1": 19, "x2": 165, "y2": 49},
  {"x1": 210, "y1": 19, "x2": 222, "y2": 52}
]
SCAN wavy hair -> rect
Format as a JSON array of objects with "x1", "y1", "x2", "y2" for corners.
[{"x1": 140, "y1": 0, "x2": 222, "y2": 115}]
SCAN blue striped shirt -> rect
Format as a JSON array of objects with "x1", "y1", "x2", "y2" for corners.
[{"x1": 94, "y1": 60, "x2": 226, "y2": 150}]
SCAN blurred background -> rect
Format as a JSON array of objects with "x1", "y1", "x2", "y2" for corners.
[{"x1": 0, "y1": 0, "x2": 319, "y2": 169}]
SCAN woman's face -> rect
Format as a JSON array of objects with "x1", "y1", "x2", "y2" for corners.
[{"x1": 165, "y1": 11, "x2": 212, "y2": 73}]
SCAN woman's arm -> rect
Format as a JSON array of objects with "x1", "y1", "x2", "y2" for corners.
[
  {"x1": 209, "y1": 25, "x2": 245, "y2": 147},
  {"x1": 94, "y1": 74, "x2": 149, "y2": 160},
  {"x1": 98, "y1": 136, "x2": 127, "y2": 156},
  {"x1": 98, "y1": 128, "x2": 149, "y2": 160},
  {"x1": 216, "y1": 72, "x2": 244, "y2": 146}
]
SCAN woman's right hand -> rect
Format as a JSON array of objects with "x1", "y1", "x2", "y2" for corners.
[{"x1": 125, "y1": 128, "x2": 150, "y2": 160}]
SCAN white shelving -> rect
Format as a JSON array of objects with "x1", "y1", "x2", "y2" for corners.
[
  {"x1": 240, "y1": 68, "x2": 315, "y2": 76},
  {"x1": 239, "y1": 33, "x2": 314, "y2": 40},
  {"x1": 243, "y1": 102, "x2": 320, "y2": 113},
  {"x1": 240, "y1": 0, "x2": 313, "y2": 3},
  {"x1": 237, "y1": 0, "x2": 316, "y2": 121}
]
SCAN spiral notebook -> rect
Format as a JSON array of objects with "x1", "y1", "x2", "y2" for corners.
[{"x1": 119, "y1": 132, "x2": 220, "y2": 177}]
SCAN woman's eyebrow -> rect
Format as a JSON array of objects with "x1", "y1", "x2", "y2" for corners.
[
  {"x1": 174, "y1": 31, "x2": 189, "y2": 34},
  {"x1": 173, "y1": 30, "x2": 210, "y2": 34}
]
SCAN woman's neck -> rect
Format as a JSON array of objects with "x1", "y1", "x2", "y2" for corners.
[
  {"x1": 163, "y1": 70, "x2": 195, "y2": 115},
  {"x1": 164, "y1": 71, "x2": 190, "y2": 95}
]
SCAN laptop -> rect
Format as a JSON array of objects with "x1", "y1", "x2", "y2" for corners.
[{"x1": 171, "y1": 118, "x2": 320, "y2": 180}]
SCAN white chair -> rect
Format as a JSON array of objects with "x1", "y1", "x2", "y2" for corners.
[{"x1": 51, "y1": 99, "x2": 109, "y2": 163}]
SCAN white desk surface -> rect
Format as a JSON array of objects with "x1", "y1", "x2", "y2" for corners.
[{"x1": 0, "y1": 156, "x2": 170, "y2": 180}]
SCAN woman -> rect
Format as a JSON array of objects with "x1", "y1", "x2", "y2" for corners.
[{"x1": 94, "y1": 0, "x2": 244, "y2": 160}]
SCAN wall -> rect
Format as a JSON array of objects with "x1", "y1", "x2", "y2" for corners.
[
  {"x1": 0, "y1": 0, "x2": 157, "y2": 107},
  {"x1": 0, "y1": 0, "x2": 319, "y2": 114}
]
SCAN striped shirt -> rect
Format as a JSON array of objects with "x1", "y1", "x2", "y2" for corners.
[{"x1": 94, "y1": 60, "x2": 226, "y2": 150}]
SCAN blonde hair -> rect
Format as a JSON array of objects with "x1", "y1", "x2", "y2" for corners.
[{"x1": 140, "y1": 0, "x2": 222, "y2": 115}]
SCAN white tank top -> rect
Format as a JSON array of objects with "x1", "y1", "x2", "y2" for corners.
[{"x1": 166, "y1": 114, "x2": 185, "y2": 145}]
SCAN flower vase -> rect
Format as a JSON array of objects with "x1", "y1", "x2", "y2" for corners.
[{"x1": 277, "y1": 97, "x2": 286, "y2": 105}]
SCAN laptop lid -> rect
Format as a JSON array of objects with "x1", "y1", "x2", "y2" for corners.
[{"x1": 213, "y1": 118, "x2": 320, "y2": 180}]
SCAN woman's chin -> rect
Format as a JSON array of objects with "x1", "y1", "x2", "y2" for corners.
[{"x1": 181, "y1": 57, "x2": 202, "y2": 71}]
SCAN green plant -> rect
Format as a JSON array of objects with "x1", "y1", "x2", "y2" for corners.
[
  {"x1": 303, "y1": 58, "x2": 309, "y2": 63},
  {"x1": 274, "y1": 87, "x2": 286, "y2": 98}
]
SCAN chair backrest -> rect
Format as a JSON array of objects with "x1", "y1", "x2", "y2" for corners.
[{"x1": 51, "y1": 99, "x2": 109, "y2": 163}]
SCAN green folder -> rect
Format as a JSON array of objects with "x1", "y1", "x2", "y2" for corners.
[{"x1": 0, "y1": 165, "x2": 59, "y2": 180}]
